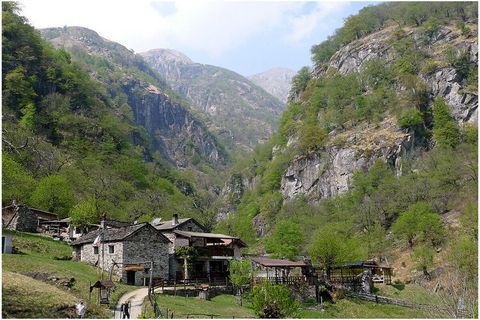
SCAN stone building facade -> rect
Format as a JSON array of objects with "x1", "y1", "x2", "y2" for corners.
[
  {"x1": 153, "y1": 214, "x2": 247, "y2": 280},
  {"x1": 72, "y1": 223, "x2": 170, "y2": 285},
  {"x1": 152, "y1": 215, "x2": 206, "y2": 279},
  {"x1": 2, "y1": 202, "x2": 57, "y2": 232}
]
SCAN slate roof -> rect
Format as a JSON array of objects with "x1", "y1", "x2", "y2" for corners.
[
  {"x1": 250, "y1": 257, "x2": 308, "y2": 268},
  {"x1": 174, "y1": 230, "x2": 248, "y2": 247},
  {"x1": 332, "y1": 260, "x2": 393, "y2": 269},
  {"x1": 71, "y1": 223, "x2": 170, "y2": 246},
  {"x1": 153, "y1": 217, "x2": 205, "y2": 231}
]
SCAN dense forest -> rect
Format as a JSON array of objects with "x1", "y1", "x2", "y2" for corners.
[
  {"x1": 2, "y1": 3, "x2": 223, "y2": 229},
  {"x1": 215, "y1": 1, "x2": 477, "y2": 314}
]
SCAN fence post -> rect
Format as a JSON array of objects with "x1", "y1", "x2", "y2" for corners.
[{"x1": 174, "y1": 281, "x2": 177, "y2": 296}]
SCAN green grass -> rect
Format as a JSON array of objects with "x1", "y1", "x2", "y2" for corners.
[
  {"x1": 2, "y1": 271, "x2": 78, "y2": 318},
  {"x1": 148, "y1": 291, "x2": 438, "y2": 319},
  {"x1": 152, "y1": 294, "x2": 256, "y2": 318},
  {"x1": 2, "y1": 231, "x2": 137, "y2": 318},
  {"x1": 296, "y1": 298, "x2": 433, "y2": 318},
  {"x1": 374, "y1": 283, "x2": 443, "y2": 305}
]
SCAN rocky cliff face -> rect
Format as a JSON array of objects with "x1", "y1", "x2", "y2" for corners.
[
  {"x1": 122, "y1": 80, "x2": 223, "y2": 167},
  {"x1": 248, "y1": 67, "x2": 296, "y2": 103},
  {"x1": 279, "y1": 23, "x2": 477, "y2": 203},
  {"x1": 313, "y1": 24, "x2": 478, "y2": 124},
  {"x1": 41, "y1": 27, "x2": 226, "y2": 168},
  {"x1": 281, "y1": 117, "x2": 414, "y2": 200},
  {"x1": 219, "y1": 21, "x2": 477, "y2": 225},
  {"x1": 141, "y1": 49, "x2": 285, "y2": 151}
]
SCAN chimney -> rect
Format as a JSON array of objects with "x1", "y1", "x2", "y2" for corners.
[{"x1": 172, "y1": 213, "x2": 178, "y2": 226}]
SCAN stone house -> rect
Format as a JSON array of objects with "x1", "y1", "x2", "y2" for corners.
[
  {"x1": 152, "y1": 214, "x2": 247, "y2": 281},
  {"x1": 71, "y1": 222, "x2": 171, "y2": 285},
  {"x1": 2, "y1": 202, "x2": 57, "y2": 233},
  {"x1": 41, "y1": 218, "x2": 130, "y2": 242}
]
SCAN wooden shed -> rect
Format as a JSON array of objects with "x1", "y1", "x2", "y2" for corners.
[{"x1": 330, "y1": 260, "x2": 393, "y2": 285}]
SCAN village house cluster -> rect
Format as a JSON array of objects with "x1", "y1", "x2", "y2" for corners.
[
  {"x1": 2, "y1": 202, "x2": 246, "y2": 285},
  {"x1": 2, "y1": 202, "x2": 393, "y2": 294}
]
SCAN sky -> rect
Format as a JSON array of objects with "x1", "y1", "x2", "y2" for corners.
[{"x1": 20, "y1": 1, "x2": 376, "y2": 76}]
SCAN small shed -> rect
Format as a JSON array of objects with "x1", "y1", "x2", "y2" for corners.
[
  {"x1": 90, "y1": 280, "x2": 115, "y2": 304},
  {"x1": 250, "y1": 257, "x2": 312, "y2": 284},
  {"x1": 2, "y1": 232, "x2": 13, "y2": 254},
  {"x1": 330, "y1": 260, "x2": 393, "y2": 285}
]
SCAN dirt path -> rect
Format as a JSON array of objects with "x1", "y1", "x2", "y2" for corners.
[{"x1": 114, "y1": 287, "x2": 149, "y2": 319}]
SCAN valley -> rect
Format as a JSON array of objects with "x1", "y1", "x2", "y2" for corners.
[{"x1": 2, "y1": 1, "x2": 478, "y2": 319}]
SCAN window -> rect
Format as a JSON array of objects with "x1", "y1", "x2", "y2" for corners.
[
  {"x1": 109, "y1": 245, "x2": 114, "y2": 254},
  {"x1": 94, "y1": 246, "x2": 99, "y2": 254},
  {"x1": 187, "y1": 227, "x2": 193, "y2": 231}
]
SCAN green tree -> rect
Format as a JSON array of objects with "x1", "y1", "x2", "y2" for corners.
[
  {"x1": 229, "y1": 260, "x2": 252, "y2": 305},
  {"x1": 70, "y1": 196, "x2": 98, "y2": 226},
  {"x1": 265, "y1": 221, "x2": 304, "y2": 259},
  {"x1": 411, "y1": 244, "x2": 435, "y2": 278},
  {"x1": 30, "y1": 175, "x2": 75, "y2": 217},
  {"x1": 2, "y1": 155, "x2": 36, "y2": 205},
  {"x1": 291, "y1": 66, "x2": 311, "y2": 96},
  {"x1": 308, "y1": 224, "x2": 364, "y2": 276},
  {"x1": 432, "y1": 98, "x2": 460, "y2": 148},
  {"x1": 251, "y1": 282, "x2": 299, "y2": 318},
  {"x1": 391, "y1": 202, "x2": 445, "y2": 247}
]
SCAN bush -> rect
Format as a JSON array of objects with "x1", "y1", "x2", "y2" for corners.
[
  {"x1": 432, "y1": 98, "x2": 460, "y2": 148},
  {"x1": 399, "y1": 108, "x2": 424, "y2": 129},
  {"x1": 251, "y1": 282, "x2": 299, "y2": 318}
]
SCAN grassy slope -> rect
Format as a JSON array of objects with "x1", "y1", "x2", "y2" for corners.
[
  {"x1": 2, "y1": 231, "x2": 136, "y2": 318},
  {"x1": 297, "y1": 298, "x2": 433, "y2": 318},
  {"x1": 3, "y1": 271, "x2": 78, "y2": 318}
]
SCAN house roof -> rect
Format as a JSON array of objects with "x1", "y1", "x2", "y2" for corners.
[
  {"x1": 2, "y1": 205, "x2": 58, "y2": 220},
  {"x1": 152, "y1": 217, "x2": 206, "y2": 231},
  {"x1": 332, "y1": 260, "x2": 393, "y2": 269},
  {"x1": 250, "y1": 257, "x2": 308, "y2": 268},
  {"x1": 41, "y1": 217, "x2": 71, "y2": 224},
  {"x1": 71, "y1": 223, "x2": 171, "y2": 246},
  {"x1": 174, "y1": 230, "x2": 248, "y2": 247}
]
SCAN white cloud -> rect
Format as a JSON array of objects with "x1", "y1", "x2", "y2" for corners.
[
  {"x1": 284, "y1": 2, "x2": 351, "y2": 44},
  {"x1": 20, "y1": 0, "x2": 303, "y2": 56}
]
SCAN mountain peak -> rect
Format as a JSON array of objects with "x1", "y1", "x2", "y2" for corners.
[
  {"x1": 142, "y1": 48, "x2": 193, "y2": 65},
  {"x1": 248, "y1": 67, "x2": 296, "y2": 103}
]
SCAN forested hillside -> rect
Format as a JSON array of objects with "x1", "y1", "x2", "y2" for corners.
[
  {"x1": 216, "y1": 2, "x2": 477, "y2": 315},
  {"x1": 2, "y1": 3, "x2": 221, "y2": 229}
]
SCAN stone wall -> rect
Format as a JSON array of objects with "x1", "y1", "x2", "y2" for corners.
[
  {"x1": 123, "y1": 226, "x2": 170, "y2": 284},
  {"x1": 3, "y1": 205, "x2": 39, "y2": 232},
  {"x1": 79, "y1": 241, "x2": 124, "y2": 277}
]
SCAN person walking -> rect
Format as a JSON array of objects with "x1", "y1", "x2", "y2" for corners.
[
  {"x1": 121, "y1": 300, "x2": 130, "y2": 319},
  {"x1": 76, "y1": 300, "x2": 86, "y2": 319}
]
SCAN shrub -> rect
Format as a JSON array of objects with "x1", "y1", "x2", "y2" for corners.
[
  {"x1": 251, "y1": 282, "x2": 299, "y2": 318},
  {"x1": 399, "y1": 108, "x2": 424, "y2": 129}
]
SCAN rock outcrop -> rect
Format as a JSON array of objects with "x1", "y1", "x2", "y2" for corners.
[
  {"x1": 313, "y1": 25, "x2": 478, "y2": 124},
  {"x1": 281, "y1": 117, "x2": 414, "y2": 200},
  {"x1": 122, "y1": 80, "x2": 224, "y2": 167}
]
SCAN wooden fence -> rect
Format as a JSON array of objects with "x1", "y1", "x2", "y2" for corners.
[
  {"x1": 345, "y1": 291, "x2": 451, "y2": 313},
  {"x1": 252, "y1": 276, "x2": 311, "y2": 285}
]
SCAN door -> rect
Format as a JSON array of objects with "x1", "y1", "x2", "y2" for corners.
[{"x1": 127, "y1": 271, "x2": 136, "y2": 285}]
